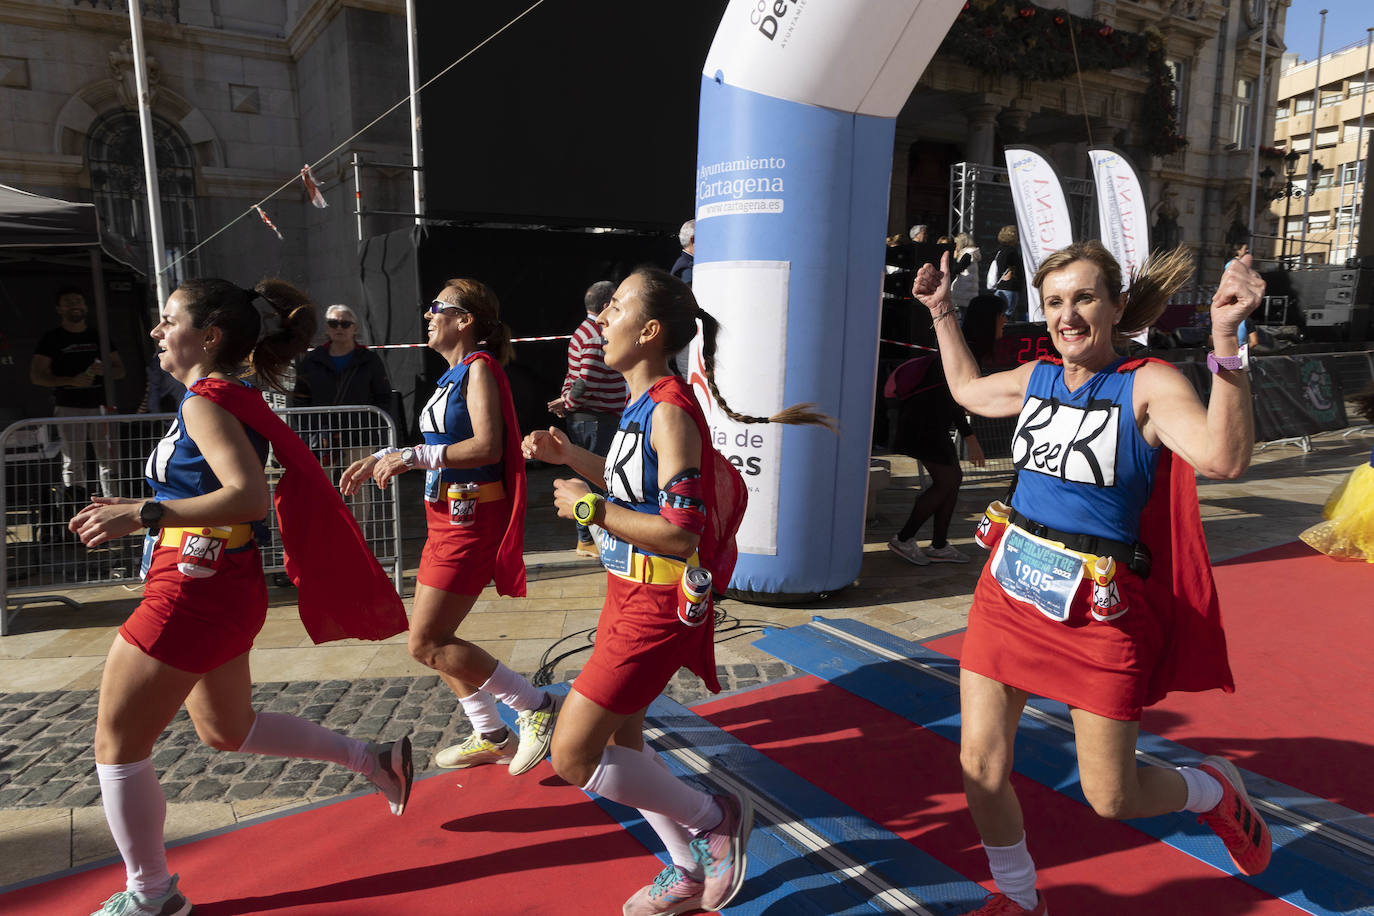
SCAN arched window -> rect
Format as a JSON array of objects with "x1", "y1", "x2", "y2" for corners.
[{"x1": 87, "y1": 110, "x2": 200, "y2": 285}]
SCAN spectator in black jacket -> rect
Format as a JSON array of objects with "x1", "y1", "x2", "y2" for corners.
[{"x1": 294, "y1": 304, "x2": 394, "y2": 485}]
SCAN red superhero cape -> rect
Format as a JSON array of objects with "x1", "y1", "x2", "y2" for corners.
[
  {"x1": 1117, "y1": 357, "x2": 1235, "y2": 703},
  {"x1": 649, "y1": 375, "x2": 748, "y2": 589},
  {"x1": 190, "y1": 378, "x2": 408, "y2": 643},
  {"x1": 463, "y1": 351, "x2": 527, "y2": 597}
]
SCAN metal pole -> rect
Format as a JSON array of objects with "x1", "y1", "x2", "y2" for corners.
[
  {"x1": 127, "y1": 3, "x2": 169, "y2": 309},
  {"x1": 1299, "y1": 8, "x2": 1327, "y2": 266},
  {"x1": 1347, "y1": 29, "x2": 1374, "y2": 263},
  {"x1": 1247, "y1": 0, "x2": 1271, "y2": 237},
  {"x1": 1282, "y1": 181, "x2": 1293, "y2": 261},
  {"x1": 353, "y1": 151, "x2": 363, "y2": 243},
  {"x1": 89, "y1": 249, "x2": 116, "y2": 409},
  {"x1": 405, "y1": 0, "x2": 424, "y2": 228}
]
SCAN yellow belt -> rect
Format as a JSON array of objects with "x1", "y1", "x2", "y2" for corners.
[
  {"x1": 158, "y1": 524, "x2": 255, "y2": 550},
  {"x1": 446, "y1": 480, "x2": 506, "y2": 504},
  {"x1": 611, "y1": 550, "x2": 700, "y2": 585}
]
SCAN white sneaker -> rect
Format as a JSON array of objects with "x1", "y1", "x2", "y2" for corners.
[
  {"x1": 888, "y1": 535, "x2": 931, "y2": 566},
  {"x1": 924, "y1": 543, "x2": 970, "y2": 564},
  {"x1": 509, "y1": 693, "x2": 561, "y2": 776}
]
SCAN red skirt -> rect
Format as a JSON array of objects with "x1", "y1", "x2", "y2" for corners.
[
  {"x1": 574, "y1": 573, "x2": 721, "y2": 715},
  {"x1": 417, "y1": 497, "x2": 507, "y2": 596},
  {"x1": 120, "y1": 544, "x2": 268, "y2": 674},
  {"x1": 960, "y1": 557, "x2": 1167, "y2": 721}
]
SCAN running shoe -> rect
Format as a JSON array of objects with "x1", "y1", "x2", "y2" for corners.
[
  {"x1": 888, "y1": 535, "x2": 931, "y2": 566},
  {"x1": 433, "y1": 729, "x2": 518, "y2": 769},
  {"x1": 509, "y1": 692, "x2": 561, "y2": 776},
  {"x1": 925, "y1": 543, "x2": 971, "y2": 564},
  {"x1": 1197, "y1": 755, "x2": 1272, "y2": 875},
  {"x1": 576, "y1": 539, "x2": 600, "y2": 558},
  {"x1": 690, "y1": 791, "x2": 754, "y2": 911},
  {"x1": 367, "y1": 736, "x2": 413, "y2": 816},
  {"x1": 89, "y1": 873, "x2": 192, "y2": 916},
  {"x1": 957, "y1": 891, "x2": 1048, "y2": 915},
  {"x1": 622, "y1": 864, "x2": 706, "y2": 915}
]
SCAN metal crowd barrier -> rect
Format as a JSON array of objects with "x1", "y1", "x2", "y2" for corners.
[{"x1": 2, "y1": 405, "x2": 401, "y2": 636}]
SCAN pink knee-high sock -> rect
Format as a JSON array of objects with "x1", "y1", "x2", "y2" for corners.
[
  {"x1": 636, "y1": 745, "x2": 703, "y2": 878},
  {"x1": 96, "y1": 758, "x2": 171, "y2": 898},
  {"x1": 237, "y1": 711, "x2": 374, "y2": 775},
  {"x1": 582, "y1": 744, "x2": 720, "y2": 833}
]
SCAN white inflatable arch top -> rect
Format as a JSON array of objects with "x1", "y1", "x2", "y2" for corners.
[{"x1": 687, "y1": 0, "x2": 965, "y2": 597}]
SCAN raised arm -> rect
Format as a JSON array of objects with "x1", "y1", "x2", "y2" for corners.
[
  {"x1": 1137, "y1": 255, "x2": 1263, "y2": 479},
  {"x1": 912, "y1": 251, "x2": 1034, "y2": 419}
]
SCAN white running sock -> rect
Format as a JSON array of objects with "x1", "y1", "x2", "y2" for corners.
[
  {"x1": 458, "y1": 690, "x2": 506, "y2": 735},
  {"x1": 582, "y1": 745, "x2": 720, "y2": 832},
  {"x1": 480, "y1": 663, "x2": 545, "y2": 712},
  {"x1": 984, "y1": 834, "x2": 1038, "y2": 911},
  {"x1": 238, "y1": 711, "x2": 373, "y2": 776},
  {"x1": 1177, "y1": 765, "x2": 1225, "y2": 813},
  {"x1": 96, "y1": 759, "x2": 171, "y2": 898},
  {"x1": 637, "y1": 745, "x2": 704, "y2": 878}
]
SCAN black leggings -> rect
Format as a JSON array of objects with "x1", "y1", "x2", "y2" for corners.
[{"x1": 897, "y1": 459, "x2": 963, "y2": 546}]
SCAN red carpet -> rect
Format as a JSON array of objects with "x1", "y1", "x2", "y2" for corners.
[
  {"x1": 695, "y1": 675, "x2": 1296, "y2": 914},
  {"x1": 1, "y1": 761, "x2": 661, "y2": 915},
  {"x1": 927, "y1": 541, "x2": 1374, "y2": 818}
]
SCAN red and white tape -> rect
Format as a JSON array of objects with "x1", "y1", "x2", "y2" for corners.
[{"x1": 369, "y1": 334, "x2": 572, "y2": 351}]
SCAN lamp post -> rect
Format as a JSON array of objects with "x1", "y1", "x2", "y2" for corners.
[{"x1": 1263, "y1": 149, "x2": 1305, "y2": 263}]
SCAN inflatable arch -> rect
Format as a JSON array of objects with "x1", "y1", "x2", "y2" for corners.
[{"x1": 687, "y1": 0, "x2": 965, "y2": 598}]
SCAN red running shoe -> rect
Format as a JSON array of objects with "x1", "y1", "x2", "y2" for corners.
[
  {"x1": 958, "y1": 891, "x2": 1048, "y2": 915},
  {"x1": 1197, "y1": 755, "x2": 1272, "y2": 875}
]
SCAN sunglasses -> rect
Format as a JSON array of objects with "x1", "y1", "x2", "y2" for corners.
[
  {"x1": 326, "y1": 319, "x2": 354, "y2": 329},
  {"x1": 427, "y1": 300, "x2": 469, "y2": 316}
]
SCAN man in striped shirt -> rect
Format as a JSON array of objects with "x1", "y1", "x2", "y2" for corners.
[{"x1": 548, "y1": 280, "x2": 628, "y2": 554}]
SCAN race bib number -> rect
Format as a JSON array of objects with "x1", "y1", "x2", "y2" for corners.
[
  {"x1": 140, "y1": 532, "x2": 156, "y2": 580},
  {"x1": 594, "y1": 525, "x2": 632, "y2": 576},
  {"x1": 424, "y1": 469, "x2": 441, "y2": 501},
  {"x1": 991, "y1": 525, "x2": 1085, "y2": 622}
]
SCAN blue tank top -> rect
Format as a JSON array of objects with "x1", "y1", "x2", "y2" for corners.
[
  {"x1": 1009, "y1": 359, "x2": 1159, "y2": 543},
  {"x1": 417, "y1": 353, "x2": 503, "y2": 500},
  {"x1": 143, "y1": 382, "x2": 270, "y2": 542},
  {"x1": 602, "y1": 385, "x2": 684, "y2": 561}
]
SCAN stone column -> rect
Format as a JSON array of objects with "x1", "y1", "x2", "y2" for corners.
[{"x1": 965, "y1": 103, "x2": 1001, "y2": 166}]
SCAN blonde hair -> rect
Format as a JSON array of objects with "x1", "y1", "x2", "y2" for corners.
[
  {"x1": 1032, "y1": 240, "x2": 1194, "y2": 339},
  {"x1": 997, "y1": 224, "x2": 1018, "y2": 246},
  {"x1": 954, "y1": 232, "x2": 975, "y2": 254}
]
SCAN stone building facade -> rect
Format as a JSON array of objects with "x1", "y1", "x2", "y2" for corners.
[
  {"x1": 1270, "y1": 37, "x2": 1374, "y2": 266},
  {"x1": 888, "y1": 0, "x2": 1291, "y2": 283},
  {"x1": 0, "y1": 0, "x2": 414, "y2": 313}
]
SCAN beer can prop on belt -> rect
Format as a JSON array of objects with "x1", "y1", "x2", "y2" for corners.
[
  {"x1": 448, "y1": 482, "x2": 478, "y2": 527},
  {"x1": 678, "y1": 566, "x2": 713, "y2": 628},
  {"x1": 178, "y1": 527, "x2": 231, "y2": 578},
  {"x1": 975, "y1": 500, "x2": 1011, "y2": 550}
]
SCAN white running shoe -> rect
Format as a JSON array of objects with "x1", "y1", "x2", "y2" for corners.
[
  {"x1": 888, "y1": 535, "x2": 931, "y2": 566},
  {"x1": 434, "y1": 729, "x2": 517, "y2": 769},
  {"x1": 367, "y1": 736, "x2": 413, "y2": 816},
  {"x1": 509, "y1": 693, "x2": 561, "y2": 776},
  {"x1": 89, "y1": 873, "x2": 192, "y2": 916},
  {"x1": 924, "y1": 543, "x2": 970, "y2": 564}
]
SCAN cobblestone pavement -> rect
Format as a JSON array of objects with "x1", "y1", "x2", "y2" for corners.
[{"x1": 0, "y1": 662, "x2": 797, "y2": 811}]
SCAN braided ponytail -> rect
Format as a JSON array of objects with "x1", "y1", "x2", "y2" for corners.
[{"x1": 633, "y1": 267, "x2": 835, "y2": 431}]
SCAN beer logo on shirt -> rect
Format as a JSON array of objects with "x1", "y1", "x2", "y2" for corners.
[
  {"x1": 146, "y1": 418, "x2": 181, "y2": 483},
  {"x1": 605, "y1": 426, "x2": 646, "y2": 505},
  {"x1": 1011, "y1": 396, "x2": 1119, "y2": 487},
  {"x1": 419, "y1": 383, "x2": 455, "y2": 435}
]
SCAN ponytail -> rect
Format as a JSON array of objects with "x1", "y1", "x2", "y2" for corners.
[
  {"x1": 482, "y1": 320, "x2": 515, "y2": 366},
  {"x1": 250, "y1": 278, "x2": 316, "y2": 390},
  {"x1": 176, "y1": 276, "x2": 316, "y2": 391},
  {"x1": 1032, "y1": 240, "x2": 1194, "y2": 343},
  {"x1": 696, "y1": 307, "x2": 835, "y2": 431}
]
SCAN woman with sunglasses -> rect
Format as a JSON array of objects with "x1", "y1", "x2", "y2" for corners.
[{"x1": 342, "y1": 280, "x2": 556, "y2": 775}]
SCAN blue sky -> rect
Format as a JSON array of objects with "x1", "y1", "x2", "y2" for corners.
[{"x1": 1282, "y1": 0, "x2": 1371, "y2": 63}]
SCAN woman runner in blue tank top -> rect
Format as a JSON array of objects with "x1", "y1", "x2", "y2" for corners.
[
  {"x1": 521, "y1": 267, "x2": 833, "y2": 914},
  {"x1": 67, "y1": 279, "x2": 412, "y2": 916},
  {"x1": 912, "y1": 242, "x2": 1273, "y2": 915},
  {"x1": 340, "y1": 279, "x2": 554, "y2": 777}
]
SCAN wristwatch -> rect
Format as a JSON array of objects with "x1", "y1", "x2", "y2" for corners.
[
  {"x1": 400, "y1": 447, "x2": 417, "y2": 468},
  {"x1": 572, "y1": 493, "x2": 603, "y2": 526},
  {"x1": 138, "y1": 500, "x2": 165, "y2": 531},
  {"x1": 1206, "y1": 344, "x2": 1248, "y2": 374}
]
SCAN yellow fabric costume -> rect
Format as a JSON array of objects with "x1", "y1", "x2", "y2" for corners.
[{"x1": 1300, "y1": 450, "x2": 1374, "y2": 563}]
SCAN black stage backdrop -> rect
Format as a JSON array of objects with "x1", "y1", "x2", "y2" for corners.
[{"x1": 415, "y1": 0, "x2": 729, "y2": 228}]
